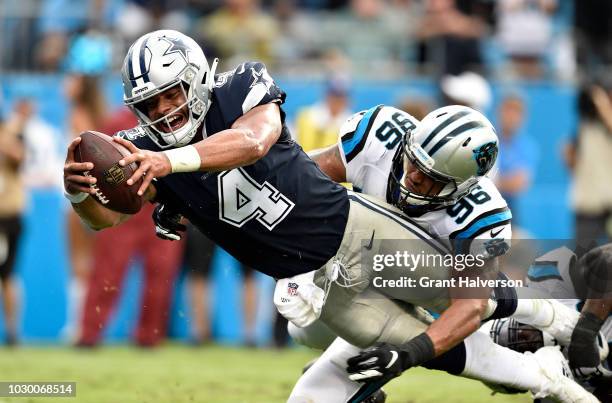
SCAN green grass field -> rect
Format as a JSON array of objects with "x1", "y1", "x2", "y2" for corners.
[{"x1": 0, "y1": 344, "x2": 532, "y2": 403}]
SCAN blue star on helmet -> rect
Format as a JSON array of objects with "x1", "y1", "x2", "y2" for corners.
[
  {"x1": 250, "y1": 67, "x2": 273, "y2": 94},
  {"x1": 159, "y1": 36, "x2": 190, "y2": 63}
]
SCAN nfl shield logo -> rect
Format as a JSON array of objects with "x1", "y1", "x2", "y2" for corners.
[
  {"x1": 104, "y1": 164, "x2": 126, "y2": 186},
  {"x1": 287, "y1": 282, "x2": 298, "y2": 296}
]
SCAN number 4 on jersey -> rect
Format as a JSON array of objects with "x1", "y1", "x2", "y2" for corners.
[{"x1": 218, "y1": 168, "x2": 295, "y2": 230}]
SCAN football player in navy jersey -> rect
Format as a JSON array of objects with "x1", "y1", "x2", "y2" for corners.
[
  {"x1": 63, "y1": 28, "x2": 455, "y2": 368},
  {"x1": 62, "y1": 30, "x2": 598, "y2": 403}
]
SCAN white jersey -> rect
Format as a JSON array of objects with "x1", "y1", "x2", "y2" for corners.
[
  {"x1": 526, "y1": 247, "x2": 612, "y2": 341},
  {"x1": 338, "y1": 105, "x2": 512, "y2": 257}
]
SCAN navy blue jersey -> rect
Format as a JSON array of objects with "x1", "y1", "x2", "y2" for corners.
[{"x1": 120, "y1": 62, "x2": 349, "y2": 278}]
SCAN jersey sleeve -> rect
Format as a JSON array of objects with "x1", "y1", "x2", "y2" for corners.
[
  {"x1": 448, "y1": 178, "x2": 513, "y2": 258},
  {"x1": 339, "y1": 105, "x2": 394, "y2": 188},
  {"x1": 115, "y1": 125, "x2": 159, "y2": 151},
  {"x1": 213, "y1": 61, "x2": 286, "y2": 123},
  {"x1": 526, "y1": 247, "x2": 578, "y2": 301}
]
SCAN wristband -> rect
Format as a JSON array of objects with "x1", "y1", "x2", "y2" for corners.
[
  {"x1": 64, "y1": 190, "x2": 89, "y2": 204},
  {"x1": 163, "y1": 145, "x2": 201, "y2": 173},
  {"x1": 400, "y1": 332, "x2": 436, "y2": 368}
]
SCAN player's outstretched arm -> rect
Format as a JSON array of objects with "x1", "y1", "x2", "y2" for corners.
[
  {"x1": 346, "y1": 296, "x2": 488, "y2": 383},
  {"x1": 64, "y1": 137, "x2": 152, "y2": 230},
  {"x1": 189, "y1": 101, "x2": 281, "y2": 170},
  {"x1": 308, "y1": 144, "x2": 347, "y2": 183},
  {"x1": 115, "y1": 102, "x2": 282, "y2": 195},
  {"x1": 347, "y1": 262, "x2": 493, "y2": 383},
  {"x1": 425, "y1": 297, "x2": 489, "y2": 354}
]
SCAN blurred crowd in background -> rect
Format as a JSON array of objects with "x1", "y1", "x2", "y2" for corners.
[
  {"x1": 1, "y1": 0, "x2": 612, "y2": 347},
  {"x1": 2, "y1": 0, "x2": 608, "y2": 80}
]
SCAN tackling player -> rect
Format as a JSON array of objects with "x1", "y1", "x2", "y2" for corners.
[{"x1": 281, "y1": 105, "x2": 597, "y2": 402}]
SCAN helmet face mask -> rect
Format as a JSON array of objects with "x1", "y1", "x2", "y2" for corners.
[
  {"x1": 130, "y1": 80, "x2": 201, "y2": 148},
  {"x1": 387, "y1": 105, "x2": 498, "y2": 215},
  {"x1": 490, "y1": 318, "x2": 557, "y2": 353},
  {"x1": 121, "y1": 30, "x2": 218, "y2": 149}
]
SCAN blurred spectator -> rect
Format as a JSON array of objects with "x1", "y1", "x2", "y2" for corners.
[
  {"x1": 115, "y1": 0, "x2": 191, "y2": 43},
  {"x1": 61, "y1": 31, "x2": 112, "y2": 340},
  {"x1": 183, "y1": 224, "x2": 215, "y2": 344},
  {"x1": 415, "y1": 0, "x2": 492, "y2": 76},
  {"x1": 574, "y1": 0, "x2": 612, "y2": 78},
  {"x1": 0, "y1": 100, "x2": 28, "y2": 345},
  {"x1": 271, "y1": 0, "x2": 321, "y2": 71},
  {"x1": 11, "y1": 99, "x2": 63, "y2": 190},
  {"x1": 397, "y1": 96, "x2": 433, "y2": 121},
  {"x1": 36, "y1": 1, "x2": 116, "y2": 71},
  {"x1": 78, "y1": 107, "x2": 184, "y2": 348},
  {"x1": 183, "y1": 225, "x2": 258, "y2": 346},
  {"x1": 565, "y1": 84, "x2": 612, "y2": 249},
  {"x1": 293, "y1": 0, "x2": 349, "y2": 9},
  {"x1": 1, "y1": 1, "x2": 39, "y2": 70},
  {"x1": 294, "y1": 76, "x2": 352, "y2": 151},
  {"x1": 63, "y1": 30, "x2": 113, "y2": 75},
  {"x1": 61, "y1": 87, "x2": 107, "y2": 341},
  {"x1": 324, "y1": 0, "x2": 414, "y2": 76},
  {"x1": 495, "y1": 0, "x2": 557, "y2": 79},
  {"x1": 440, "y1": 71, "x2": 492, "y2": 112},
  {"x1": 197, "y1": 0, "x2": 280, "y2": 69},
  {"x1": 494, "y1": 93, "x2": 539, "y2": 225}
]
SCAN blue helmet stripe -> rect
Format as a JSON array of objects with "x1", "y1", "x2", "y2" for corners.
[
  {"x1": 126, "y1": 45, "x2": 137, "y2": 88},
  {"x1": 139, "y1": 40, "x2": 150, "y2": 83}
]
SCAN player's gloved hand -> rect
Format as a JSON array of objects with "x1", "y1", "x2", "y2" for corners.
[
  {"x1": 153, "y1": 203, "x2": 186, "y2": 241},
  {"x1": 347, "y1": 333, "x2": 435, "y2": 382},
  {"x1": 572, "y1": 363, "x2": 612, "y2": 380},
  {"x1": 569, "y1": 312, "x2": 606, "y2": 368}
]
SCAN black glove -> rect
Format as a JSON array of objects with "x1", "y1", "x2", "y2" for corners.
[
  {"x1": 152, "y1": 203, "x2": 186, "y2": 241},
  {"x1": 346, "y1": 333, "x2": 435, "y2": 382},
  {"x1": 569, "y1": 312, "x2": 605, "y2": 369}
]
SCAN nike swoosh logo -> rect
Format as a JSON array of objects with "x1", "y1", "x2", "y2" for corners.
[
  {"x1": 162, "y1": 59, "x2": 176, "y2": 67},
  {"x1": 490, "y1": 227, "x2": 504, "y2": 238},
  {"x1": 364, "y1": 230, "x2": 375, "y2": 250},
  {"x1": 385, "y1": 351, "x2": 399, "y2": 369}
]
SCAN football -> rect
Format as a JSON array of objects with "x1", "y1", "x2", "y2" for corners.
[{"x1": 74, "y1": 130, "x2": 144, "y2": 214}]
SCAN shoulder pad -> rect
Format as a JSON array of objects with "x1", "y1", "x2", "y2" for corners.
[{"x1": 116, "y1": 126, "x2": 147, "y2": 141}]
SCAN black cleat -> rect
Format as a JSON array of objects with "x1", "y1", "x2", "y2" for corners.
[{"x1": 363, "y1": 389, "x2": 387, "y2": 403}]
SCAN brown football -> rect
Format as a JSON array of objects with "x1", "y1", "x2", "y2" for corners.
[{"x1": 74, "y1": 131, "x2": 144, "y2": 214}]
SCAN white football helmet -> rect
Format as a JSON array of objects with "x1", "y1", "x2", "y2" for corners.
[
  {"x1": 387, "y1": 105, "x2": 498, "y2": 214},
  {"x1": 121, "y1": 29, "x2": 218, "y2": 148}
]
